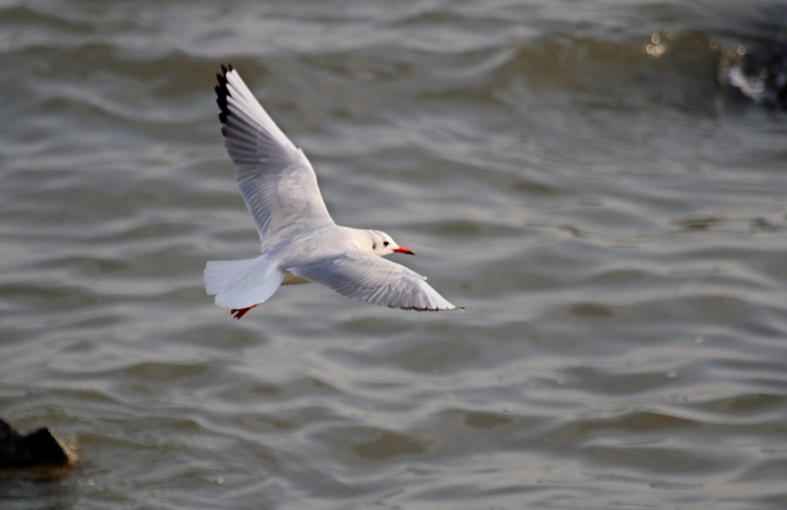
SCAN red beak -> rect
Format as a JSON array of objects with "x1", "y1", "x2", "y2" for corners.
[{"x1": 393, "y1": 246, "x2": 415, "y2": 255}]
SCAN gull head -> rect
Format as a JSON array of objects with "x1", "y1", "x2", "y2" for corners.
[{"x1": 365, "y1": 230, "x2": 415, "y2": 257}]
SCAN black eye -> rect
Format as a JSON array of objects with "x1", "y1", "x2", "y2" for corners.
[{"x1": 383, "y1": 241, "x2": 389, "y2": 246}]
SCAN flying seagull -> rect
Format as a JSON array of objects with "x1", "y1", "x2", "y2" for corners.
[{"x1": 205, "y1": 64, "x2": 460, "y2": 319}]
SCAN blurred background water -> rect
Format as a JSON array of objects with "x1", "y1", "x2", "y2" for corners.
[{"x1": 2, "y1": 0, "x2": 787, "y2": 508}]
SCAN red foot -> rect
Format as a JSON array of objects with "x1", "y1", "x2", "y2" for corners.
[{"x1": 230, "y1": 305, "x2": 257, "y2": 319}]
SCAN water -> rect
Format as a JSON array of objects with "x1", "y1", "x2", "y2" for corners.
[{"x1": 2, "y1": 0, "x2": 787, "y2": 508}]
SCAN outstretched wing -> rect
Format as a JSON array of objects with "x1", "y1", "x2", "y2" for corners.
[
  {"x1": 216, "y1": 64, "x2": 334, "y2": 244},
  {"x1": 288, "y1": 251, "x2": 459, "y2": 311}
]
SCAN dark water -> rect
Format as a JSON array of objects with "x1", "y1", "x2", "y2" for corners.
[{"x1": 2, "y1": 1, "x2": 787, "y2": 508}]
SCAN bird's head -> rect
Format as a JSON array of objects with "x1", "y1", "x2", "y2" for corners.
[{"x1": 366, "y1": 230, "x2": 415, "y2": 257}]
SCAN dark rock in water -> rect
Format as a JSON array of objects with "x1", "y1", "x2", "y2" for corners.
[{"x1": 0, "y1": 418, "x2": 74, "y2": 468}]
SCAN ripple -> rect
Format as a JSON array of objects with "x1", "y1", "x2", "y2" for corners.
[
  {"x1": 123, "y1": 361, "x2": 216, "y2": 384},
  {"x1": 323, "y1": 426, "x2": 441, "y2": 463},
  {"x1": 583, "y1": 444, "x2": 723, "y2": 474},
  {"x1": 560, "y1": 302, "x2": 618, "y2": 320},
  {"x1": 694, "y1": 392, "x2": 787, "y2": 416},
  {"x1": 451, "y1": 409, "x2": 516, "y2": 432},
  {"x1": 218, "y1": 377, "x2": 338, "y2": 403},
  {"x1": 0, "y1": 282, "x2": 104, "y2": 311}
]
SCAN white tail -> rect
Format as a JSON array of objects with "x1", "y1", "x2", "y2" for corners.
[{"x1": 204, "y1": 256, "x2": 284, "y2": 309}]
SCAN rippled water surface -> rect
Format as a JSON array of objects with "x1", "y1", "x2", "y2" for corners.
[{"x1": 2, "y1": 1, "x2": 787, "y2": 508}]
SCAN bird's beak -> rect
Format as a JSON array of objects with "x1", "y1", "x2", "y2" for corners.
[{"x1": 394, "y1": 246, "x2": 415, "y2": 255}]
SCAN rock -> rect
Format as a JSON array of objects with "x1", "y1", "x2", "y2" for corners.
[{"x1": 0, "y1": 418, "x2": 75, "y2": 468}]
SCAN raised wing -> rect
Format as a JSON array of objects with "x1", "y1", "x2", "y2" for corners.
[
  {"x1": 288, "y1": 251, "x2": 460, "y2": 311},
  {"x1": 216, "y1": 64, "x2": 334, "y2": 244}
]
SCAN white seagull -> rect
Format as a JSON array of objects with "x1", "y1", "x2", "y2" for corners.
[{"x1": 205, "y1": 64, "x2": 461, "y2": 319}]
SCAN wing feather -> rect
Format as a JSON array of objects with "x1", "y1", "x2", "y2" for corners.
[
  {"x1": 216, "y1": 65, "x2": 334, "y2": 244},
  {"x1": 288, "y1": 251, "x2": 458, "y2": 311}
]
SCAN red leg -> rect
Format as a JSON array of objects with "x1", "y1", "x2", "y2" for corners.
[{"x1": 230, "y1": 305, "x2": 258, "y2": 319}]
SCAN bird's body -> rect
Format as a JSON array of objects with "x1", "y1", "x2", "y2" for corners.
[{"x1": 205, "y1": 64, "x2": 460, "y2": 318}]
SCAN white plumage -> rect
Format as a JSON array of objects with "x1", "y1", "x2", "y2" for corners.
[{"x1": 205, "y1": 64, "x2": 460, "y2": 319}]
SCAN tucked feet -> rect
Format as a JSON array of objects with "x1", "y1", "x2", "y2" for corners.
[{"x1": 231, "y1": 305, "x2": 258, "y2": 319}]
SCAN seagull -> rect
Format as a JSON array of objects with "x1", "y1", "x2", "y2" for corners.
[{"x1": 205, "y1": 64, "x2": 461, "y2": 319}]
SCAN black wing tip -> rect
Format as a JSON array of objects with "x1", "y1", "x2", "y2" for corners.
[
  {"x1": 437, "y1": 305, "x2": 465, "y2": 312},
  {"x1": 215, "y1": 63, "x2": 233, "y2": 124}
]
